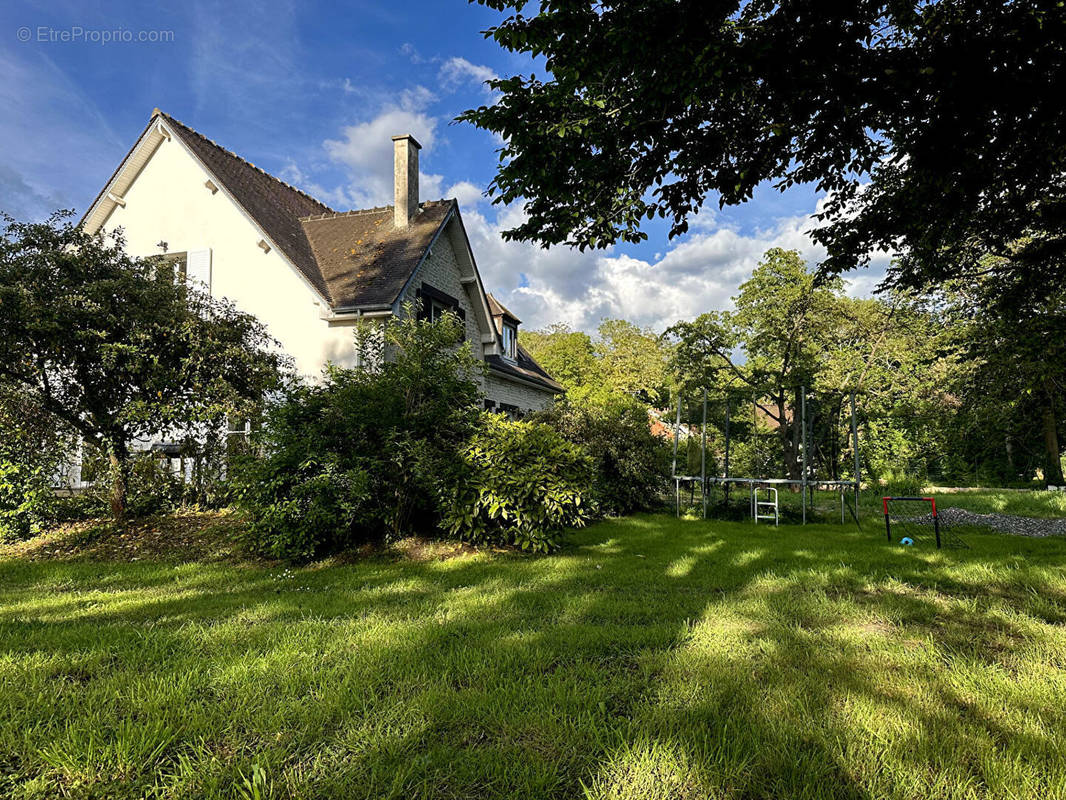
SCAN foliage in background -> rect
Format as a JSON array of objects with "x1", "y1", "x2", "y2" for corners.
[
  {"x1": 441, "y1": 413, "x2": 594, "y2": 553},
  {"x1": 940, "y1": 258, "x2": 1066, "y2": 486},
  {"x1": 0, "y1": 212, "x2": 284, "y2": 521},
  {"x1": 233, "y1": 311, "x2": 481, "y2": 560},
  {"x1": 522, "y1": 318, "x2": 671, "y2": 404},
  {"x1": 666, "y1": 249, "x2": 852, "y2": 481},
  {"x1": 67, "y1": 448, "x2": 186, "y2": 521},
  {"x1": 535, "y1": 395, "x2": 670, "y2": 516}
]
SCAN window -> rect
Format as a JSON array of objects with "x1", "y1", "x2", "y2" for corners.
[
  {"x1": 157, "y1": 249, "x2": 212, "y2": 293},
  {"x1": 416, "y1": 283, "x2": 465, "y2": 340},
  {"x1": 160, "y1": 251, "x2": 188, "y2": 281},
  {"x1": 429, "y1": 298, "x2": 452, "y2": 323},
  {"x1": 502, "y1": 322, "x2": 517, "y2": 359}
]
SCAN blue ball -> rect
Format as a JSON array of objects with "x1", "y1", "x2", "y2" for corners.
[{"x1": 900, "y1": 537, "x2": 914, "y2": 546}]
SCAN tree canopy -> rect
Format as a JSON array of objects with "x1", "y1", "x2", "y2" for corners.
[
  {"x1": 461, "y1": 0, "x2": 1066, "y2": 298},
  {"x1": 0, "y1": 212, "x2": 285, "y2": 519}
]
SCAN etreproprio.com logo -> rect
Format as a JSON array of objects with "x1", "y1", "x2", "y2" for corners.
[{"x1": 17, "y1": 25, "x2": 175, "y2": 44}]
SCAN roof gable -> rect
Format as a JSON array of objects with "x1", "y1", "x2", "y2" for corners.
[{"x1": 158, "y1": 113, "x2": 336, "y2": 301}]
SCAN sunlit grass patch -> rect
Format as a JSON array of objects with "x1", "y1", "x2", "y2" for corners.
[{"x1": 1, "y1": 514, "x2": 1065, "y2": 798}]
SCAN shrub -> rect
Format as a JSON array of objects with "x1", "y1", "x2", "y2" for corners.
[
  {"x1": 0, "y1": 461, "x2": 56, "y2": 541},
  {"x1": 535, "y1": 395, "x2": 671, "y2": 516},
  {"x1": 881, "y1": 472, "x2": 927, "y2": 498},
  {"x1": 232, "y1": 311, "x2": 480, "y2": 560},
  {"x1": 442, "y1": 413, "x2": 594, "y2": 553},
  {"x1": 74, "y1": 448, "x2": 185, "y2": 519},
  {"x1": 0, "y1": 387, "x2": 74, "y2": 539}
]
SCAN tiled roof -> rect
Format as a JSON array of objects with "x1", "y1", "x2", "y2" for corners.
[
  {"x1": 487, "y1": 345, "x2": 565, "y2": 393},
  {"x1": 87, "y1": 111, "x2": 561, "y2": 394},
  {"x1": 486, "y1": 292, "x2": 522, "y2": 324},
  {"x1": 300, "y1": 201, "x2": 455, "y2": 308},
  {"x1": 157, "y1": 112, "x2": 337, "y2": 300}
]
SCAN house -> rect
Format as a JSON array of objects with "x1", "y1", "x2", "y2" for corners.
[{"x1": 80, "y1": 109, "x2": 563, "y2": 417}]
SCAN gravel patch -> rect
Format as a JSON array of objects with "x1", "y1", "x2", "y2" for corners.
[{"x1": 906, "y1": 507, "x2": 1066, "y2": 538}]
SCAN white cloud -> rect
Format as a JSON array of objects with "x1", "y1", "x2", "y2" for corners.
[
  {"x1": 459, "y1": 201, "x2": 888, "y2": 334},
  {"x1": 323, "y1": 88, "x2": 442, "y2": 208},
  {"x1": 445, "y1": 181, "x2": 485, "y2": 208},
  {"x1": 439, "y1": 57, "x2": 497, "y2": 92}
]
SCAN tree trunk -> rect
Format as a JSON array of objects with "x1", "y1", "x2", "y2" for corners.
[
  {"x1": 784, "y1": 386, "x2": 802, "y2": 482},
  {"x1": 109, "y1": 448, "x2": 130, "y2": 523},
  {"x1": 776, "y1": 393, "x2": 791, "y2": 480},
  {"x1": 1042, "y1": 388, "x2": 1064, "y2": 486},
  {"x1": 830, "y1": 399, "x2": 843, "y2": 481}
]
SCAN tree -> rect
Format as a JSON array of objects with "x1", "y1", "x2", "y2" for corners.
[
  {"x1": 521, "y1": 319, "x2": 671, "y2": 403},
  {"x1": 0, "y1": 212, "x2": 284, "y2": 521},
  {"x1": 941, "y1": 262, "x2": 1066, "y2": 486},
  {"x1": 594, "y1": 318, "x2": 670, "y2": 404},
  {"x1": 667, "y1": 249, "x2": 843, "y2": 479},
  {"x1": 520, "y1": 323, "x2": 601, "y2": 393},
  {"x1": 460, "y1": 0, "x2": 1066, "y2": 299}
]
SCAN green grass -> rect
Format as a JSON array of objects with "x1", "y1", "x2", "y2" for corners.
[
  {"x1": 2, "y1": 516, "x2": 1066, "y2": 799},
  {"x1": 741, "y1": 485, "x2": 1066, "y2": 520}
]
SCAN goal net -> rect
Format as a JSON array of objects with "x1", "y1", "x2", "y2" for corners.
[{"x1": 882, "y1": 496, "x2": 968, "y2": 550}]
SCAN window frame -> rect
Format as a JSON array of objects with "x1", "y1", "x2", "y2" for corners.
[{"x1": 502, "y1": 322, "x2": 518, "y2": 360}]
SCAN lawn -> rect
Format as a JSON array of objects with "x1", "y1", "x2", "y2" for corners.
[{"x1": 2, "y1": 513, "x2": 1066, "y2": 799}]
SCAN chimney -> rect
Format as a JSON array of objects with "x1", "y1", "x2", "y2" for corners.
[{"x1": 392, "y1": 134, "x2": 421, "y2": 228}]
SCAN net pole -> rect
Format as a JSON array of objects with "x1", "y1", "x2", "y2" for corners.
[
  {"x1": 801, "y1": 385, "x2": 807, "y2": 526},
  {"x1": 932, "y1": 497, "x2": 941, "y2": 549},
  {"x1": 883, "y1": 497, "x2": 891, "y2": 541},
  {"x1": 673, "y1": 396, "x2": 682, "y2": 518},
  {"x1": 850, "y1": 392, "x2": 861, "y2": 523},
  {"x1": 724, "y1": 396, "x2": 731, "y2": 505},
  {"x1": 701, "y1": 388, "x2": 707, "y2": 520}
]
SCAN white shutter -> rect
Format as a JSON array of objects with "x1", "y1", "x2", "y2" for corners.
[{"x1": 186, "y1": 248, "x2": 212, "y2": 293}]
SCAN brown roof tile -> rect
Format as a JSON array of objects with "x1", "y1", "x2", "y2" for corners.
[
  {"x1": 486, "y1": 292, "x2": 522, "y2": 324},
  {"x1": 486, "y1": 344, "x2": 565, "y2": 394},
  {"x1": 300, "y1": 201, "x2": 455, "y2": 308}
]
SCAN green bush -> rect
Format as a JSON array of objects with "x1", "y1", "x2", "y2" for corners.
[
  {"x1": 231, "y1": 311, "x2": 480, "y2": 560},
  {"x1": 0, "y1": 461, "x2": 56, "y2": 541},
  {"x1": 535, "y1": 395, "x2": 671, "y2": 516},
  {"x1": 69, "y1": 448, "x2": 185, "y2": 520},
  {"x1": 0, "y1": 388, "x2": 73, "y2": 539},
  {"x1": 881, "y1": 472, "x2": 927, "y2": 497},
  {"x1": 442, "y1": 413, "x2": 594, "y2": 553}
]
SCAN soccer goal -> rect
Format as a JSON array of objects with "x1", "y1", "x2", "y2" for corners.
[{"x1": 882, "y1": 496, "x2": 968, "y2": 549}]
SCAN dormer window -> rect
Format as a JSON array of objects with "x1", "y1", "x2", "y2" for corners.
[{"x1": 502, "y1": 322, "x2": 517, "y2": 360}]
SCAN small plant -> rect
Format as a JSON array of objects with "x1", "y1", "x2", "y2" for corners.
[
  {"x1": 442, "y1": 413, "x2": 594, "y2": 553},
  {"x1": 237, "y1": 762, "x2": 273, "y2": 800}
]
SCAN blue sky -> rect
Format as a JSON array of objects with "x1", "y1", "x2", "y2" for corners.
[{"x1": 0, "y1": 0, "x2": 885, "y2": 332}]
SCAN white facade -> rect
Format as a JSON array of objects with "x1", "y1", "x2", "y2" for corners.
[
  {"x1": 95, "y1": 130, "x2": 356, "y2": 377},
  {"x1": 83, "y1": 112, "x2": 560, "y2": 413}
]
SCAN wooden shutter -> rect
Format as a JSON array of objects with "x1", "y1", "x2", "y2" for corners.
[{"x1": 186, "y1": 249, "x2": 212, "y2": 293}]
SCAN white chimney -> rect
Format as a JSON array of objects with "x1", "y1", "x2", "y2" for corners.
[{"x1": 392, "y1": 134, "x2": 421, "y2": 228}]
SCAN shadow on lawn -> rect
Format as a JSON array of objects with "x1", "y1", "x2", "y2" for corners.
[{"x1": 2, "y1": 517, "x2": 1065, "y2": 798}]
